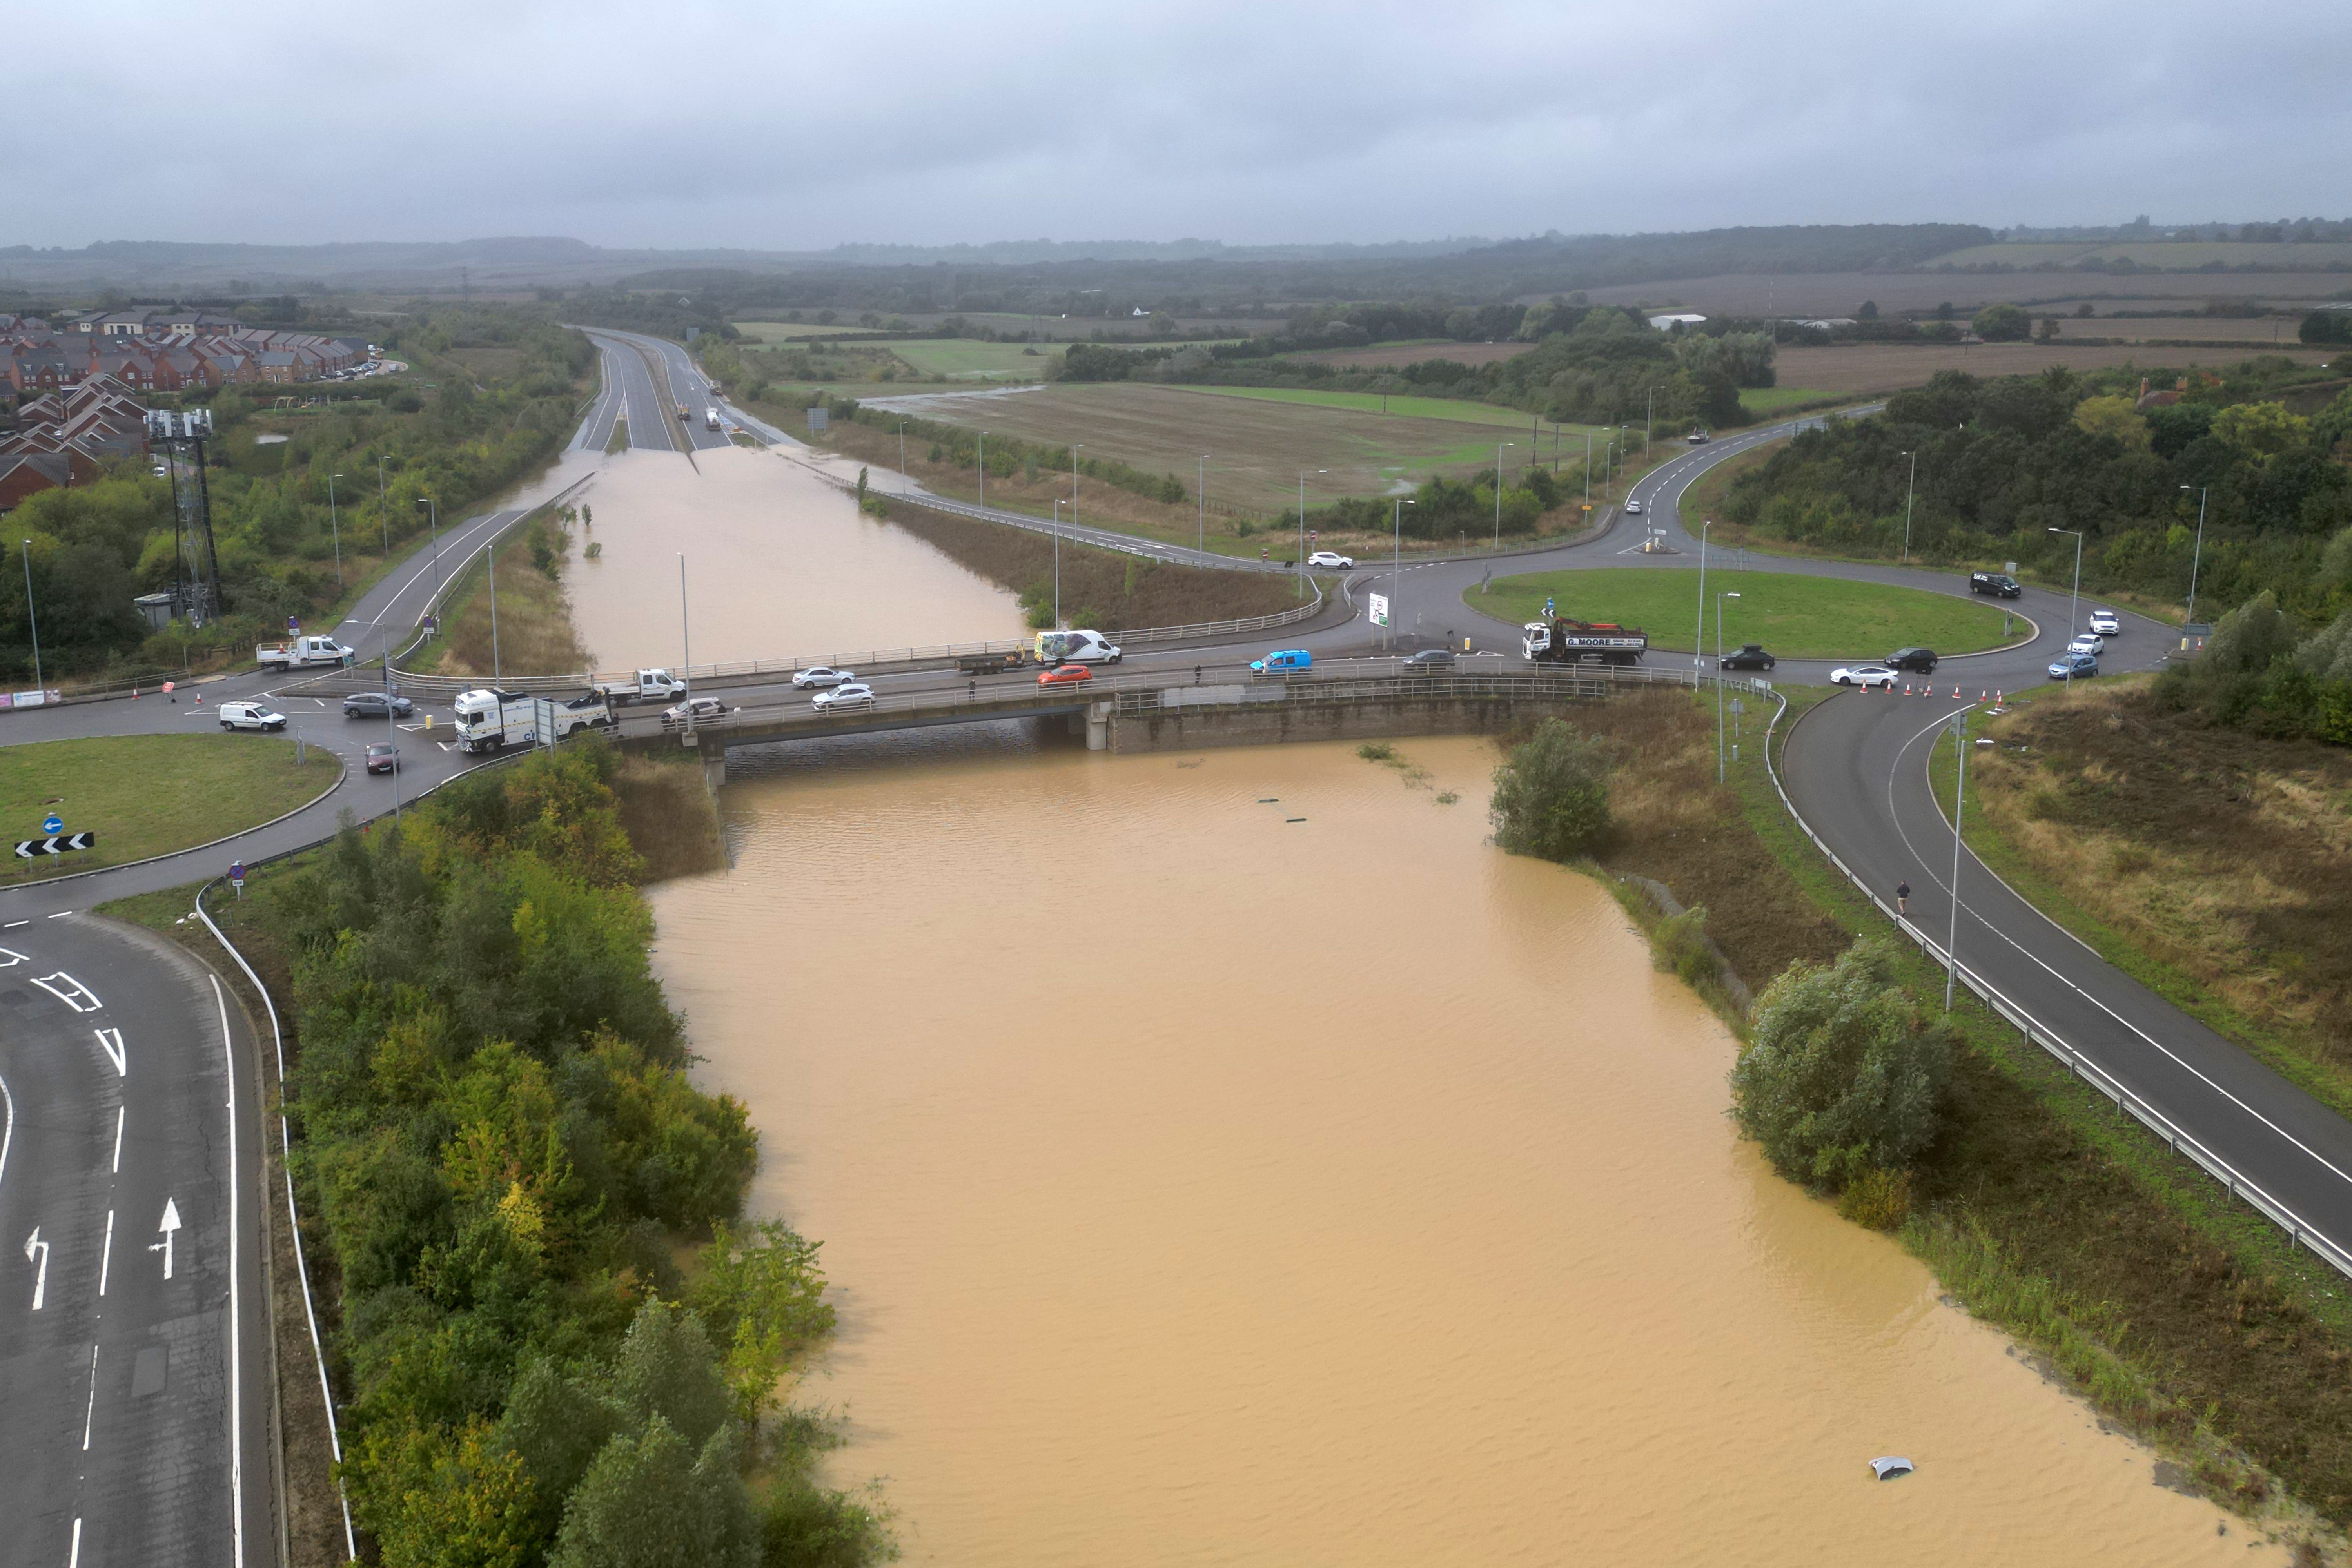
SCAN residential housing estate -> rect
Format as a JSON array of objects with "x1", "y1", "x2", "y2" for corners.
[
  {"x1": 0, "y1": 373, "x2": 155, "y2": 511},
  {"x1": 0, "y1": 309, "x2": 372, "y2": 395}
]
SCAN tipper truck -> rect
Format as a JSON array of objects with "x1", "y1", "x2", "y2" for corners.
[
  {"x1": 1521, "y1": 617, "x2": 1648, "y2": 666},
  {"x1": 257, "y1": 633, "x2": 356, "y2": 670}
]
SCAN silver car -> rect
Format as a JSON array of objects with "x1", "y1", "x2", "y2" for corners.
[
  {"x1": 812, "y1": 682, "x2": 876, "y2": 711},
  {"x1": 792, "y1": 665, "x2": 855, "y2": 689}
]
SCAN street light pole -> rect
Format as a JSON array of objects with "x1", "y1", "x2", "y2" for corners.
[
  {"x1": 679, "y1": 552, "x2": 694, "y2": 735},
  {"x1": 1199, "y1": 454, "x2": 1207, "y2": 556},
  {"x1": 1646, "y1": 384, "x2": 1662, "y2": 449},
  {"x1": 1694, "y1": 520, "x2": 1711, "y2": 669},
  {"x1": 1391, "y1": 498, "x2": 1415, "y2": 650},
  {"x1": 416, "y1": 497, "x2": 442, "y2": 612},
  {"x1": 327, "y1": 472, "x2": 345, "y2": 587},
  {"x1": 1945, "y1": 709, "x2": 1971, "y2": 1012},
  {"x1": 1717, "y1": 590, "x2": 1741, "y2": 782},
  {"x1": 488, "y1": 543, "x2": 501, "y2": 681},
  {"x1": 978, "y1": 431, "x2": 985, "y2": 508},
  {"x1": 2180, "y1": 485, "x2": 2209, "y2": 625},
  {"x1": 1052, "y1": 499, "x2": 1063, "y2": 627},
  {"x1": 1900, "y1": 449, "x2": 1917, "y2": 563},
  {"x1": 896, "y1": 421, "x2": 907, "y2": 497},
  {"x1": 20, "y1": 538, "x2": 42, "y2": 693},
  {"x1": 1296, "y1": 469, "x2": 1325, "y2": 598},
  {"x1": 1493, "y1": 442, "x2": 1513, "y2": 549},
  {"x1": 1584, "y1": 430, "x2": 1593, "y2": 499},
  {"x1": 2047, "y1": 526, "x2": 2085, "y2": 682},
  {"x1": 375, "y1": 453, "x2": 390, "y2": 554}
]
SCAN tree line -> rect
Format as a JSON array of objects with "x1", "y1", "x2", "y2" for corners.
[
  {"x1": 1720, "y1": 359, "x2": 2352, "y2": 629},
  {"x1": 270, "y1": 743, "x2": 893, "y2": 1566}
]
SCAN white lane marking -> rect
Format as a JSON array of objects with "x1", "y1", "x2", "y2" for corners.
[
  {"x1": 0, "y1": 1071, "x2": 10, "y2": 1195},
  {"x1": 44, "y1": 911, "x2": 68, "y2": 919},
  {"x1": 67, "y1": 1516, "x2": 81, "y2": 1568},
  {"x1": 81, "y1": 1344, "x2": 97, "y2": 1449},
  {"x1": 92, "y1": 1028, "x2": 125, "y2": 1077},
  {"x1": 29, "y1": 973, "x2": 100, "y2": 1012},
  {"x1": 1884, "y1": 706, "x2": 2352, "y2": 1196},
  {"x1": 111, "y1": 1105, "x2": 123, "y2": 1174},
  {"x1": 211, "y1": 971, "x2": 245, "y2": 1568},
  {"x1": 149, "y1": 1199, "x2": 178, "y2": 1279},
  {"x1": 97, "y1": 1209, "x2": 113, "y2": 1296},
  {"x1": 0, "y1": 945, "x2": 26, "y2": 963},
  {"x1": 23, "y1": 1227, "x2": 46, "y2": 1309},
  {"x1": 1, "y1": 921, "x2": 25, "y2": 930}
]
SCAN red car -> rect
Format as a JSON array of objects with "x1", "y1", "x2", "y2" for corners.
[{"x1": 1037, "y1": 662, "x2": 1093, "y2": 688}]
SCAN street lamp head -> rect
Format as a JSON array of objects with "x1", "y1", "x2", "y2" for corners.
[{"x1": 1723, "y1": 591, "x2": 1741, "y2": 599}]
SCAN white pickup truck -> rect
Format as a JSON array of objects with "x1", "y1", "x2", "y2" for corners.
[
  {"x1": 257, "y1": 634, "x2": 355, "y2": 671},
  {"x1": 593, "y1": 668, "x2": 689, "y2": 705}
]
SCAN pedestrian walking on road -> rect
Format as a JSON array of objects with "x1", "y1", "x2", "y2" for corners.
[{"x1": 1896, "y1": 879, "x2": 1911, "y2": 916}]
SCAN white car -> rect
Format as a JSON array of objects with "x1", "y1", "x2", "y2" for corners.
[
  {"x1": 812, "y1": 682, "x2": 876, "y2": 711},
  {"x1": 1624, "y1": 500, "x2": 1644, "y2": 515},
  {"x1": 792, "y1": 665, "x2": 855, "y2": 689},
  {"x1": 2066, "y1": 632, "x2": 2104, "y2": 657},
  {"x1": 1307, "y1": 550, "x2": 1354, "y2": 569},
  {"x1": 217, "y1": 701, "x2": 288, "y2": 732},
  {"x1": 661, "y1": 697, "x2": 731, "y2": 729},
  {"x1": 2087, "y1": 609, "x2": 2121, "y2": 636},
  {"x1": 1830, "y1": 665, "x2": 1898, "y2": 690}
]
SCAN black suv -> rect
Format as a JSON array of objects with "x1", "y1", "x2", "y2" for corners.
[
  {"x1": 1718, "y1": 644, "x2": 1776, "y2": 671},
  {"x1": 1970, "y1": 570, "x2": 2022, "y2": 599},
  {"x1": 342, "y1": 691, "x2": 414, "y2": 719},
  {"x1": 1886, "y1": 646, "x2": 1938, "y2": 673}
]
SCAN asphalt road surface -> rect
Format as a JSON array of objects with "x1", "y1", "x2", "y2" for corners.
[{"x1": 0, "y1": 913, "x2": 271, "y2": 1566}]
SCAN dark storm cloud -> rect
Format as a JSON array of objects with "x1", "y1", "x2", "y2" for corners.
[{"x1": 8, "y1": 0, "x2": 2348, "y2": 246}]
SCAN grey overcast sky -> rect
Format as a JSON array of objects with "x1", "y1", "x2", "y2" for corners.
[{"x1": 9, "y1": 0, "x2": 2348, "y2": 249}]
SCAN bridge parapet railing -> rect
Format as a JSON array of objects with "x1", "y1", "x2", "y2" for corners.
[{"x1": 1758, "y1": 690, "x2": 2352, "y2": 1283}]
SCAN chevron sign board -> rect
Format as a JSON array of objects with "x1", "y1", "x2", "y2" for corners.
[{"x1": 15, "y1": 832, "x2": 96, "y2": 858}]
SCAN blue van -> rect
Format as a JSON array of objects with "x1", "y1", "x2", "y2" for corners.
[{"x1": 1250, "y1": 648, "x2": 1313, "y2": 676}]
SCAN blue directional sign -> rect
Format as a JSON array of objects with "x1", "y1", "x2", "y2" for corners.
[{"x1": 41, "y1": 814, "x2": 62, "y2": 835}]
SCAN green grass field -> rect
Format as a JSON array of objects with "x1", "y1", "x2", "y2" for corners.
[
  {"x1": 1169, "y1": 383, "x2": 1610, "y2": 435},
  {"x1": 0, "y1": 732, "x2": 341, "y2": 883},
  {"x1": 730, "y1": 321, "x2": 892, "y2": 343},
  {"x1": 1470, "y1": 567, "x2": 2022, "y2": 658},
  {"x1": 885, "y1": 339, "x2": 1063, "y2": 380},
  {"x1": 1737, "y1": 387, "x2": 1837, "y2": 416}
]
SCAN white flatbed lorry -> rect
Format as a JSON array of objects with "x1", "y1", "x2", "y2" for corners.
[
  {"x1": 593, "y1": 668, "x2": 688, "y2": 705},
  {"x1": 257, "y1": 634, "x2": 355, "y2": 670}
]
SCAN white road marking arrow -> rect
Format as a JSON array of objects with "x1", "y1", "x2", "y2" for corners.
[
  {"x1": 24, "y1": 1227, "x2": 47, "y2": 1309},
  {"x1": 149, "y1": 1199, "x2": 180, "y2": 1280},
  {"x1": 93, "y1": 1027, "x2": 125, "y2": 1077}
]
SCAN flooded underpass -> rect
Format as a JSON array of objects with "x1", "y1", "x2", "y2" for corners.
[{"x1": 570, "y1": 439, "x2": 2277, "y2": 1565}]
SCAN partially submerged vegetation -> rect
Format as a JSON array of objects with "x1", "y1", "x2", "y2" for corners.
[
  {"x1": 237, "y1": 743, "x2": 887, "y2": 1566},
  {"x1": 1483, "y1": 687, "x2": 2352, "y2": 1546},
  {"x1": 426, "y1": 502, "x2": 595, "y2": 679},
  {"x1": 869, "y1": 497, "x2": 1304, "y2": 631}
]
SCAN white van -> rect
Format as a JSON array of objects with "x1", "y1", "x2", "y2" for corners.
[
  {"x1": 1034, "y1": 629, "x2": 1123, "y2": 665},
  {"x1": 217, "y1": 701, "x2": 288, "y2": 732}
]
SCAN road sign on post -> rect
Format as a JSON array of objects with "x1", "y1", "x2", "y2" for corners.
[
  {"x1": 41, "y1": 814, "x2": 62, "y2": 835},
  {"x1": 1368, "y1": 592, "x2": 1390, "y2": 628},
  {"x1": 229, "y1": 860, "x2": 245, "y2": 897}
]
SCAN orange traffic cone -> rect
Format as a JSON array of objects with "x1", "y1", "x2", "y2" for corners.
[
  {"x1": 1953, "y1": 686, "x2": 1960, "y2": 699},
  {"x1": 1904, "y1": 684, "x2": 1912, "y2": 697}
]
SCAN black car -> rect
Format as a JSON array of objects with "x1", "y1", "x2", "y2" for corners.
[
  {"x1": 1718, "y1": 643, "x2": 1776, "y2": 671},
  {"x1": 1969, "y1": 571, "x2": 2022, "y2": 599},
  {"x1": 1887, "y1": 646, "x2": 1938, "y2": 673},
  {"x1": 343, "y1": 691, "x2": 415, "y2": 719},
  {"x1": 1399, "y1": 648, "x2": 1456, "y2": 673}
]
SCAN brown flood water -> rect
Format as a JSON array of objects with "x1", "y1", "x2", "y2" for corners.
[
  {"x1": 647, "y1": 734, "x2": 2276, "y2": 1567},
  {"x1": 566, "y1": 446, "x2": 1026, "y2": 668}
]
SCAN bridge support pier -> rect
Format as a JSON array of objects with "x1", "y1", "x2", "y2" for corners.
[
  {"x1": 696, "y1": 736, "x2": 727, "y2": 795},
  {"x1": 1086, "y1": 701, "x2": 1110, "y2": 751}
]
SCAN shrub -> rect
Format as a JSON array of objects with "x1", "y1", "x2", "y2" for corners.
[
  {"x1": 1837, "y1": 1167, "x2": 1914, "y2": 1230},
  {"x1": 1489, "y1": 719, "x2": 1613, "y2": 860},
  {"x1": 1729, "y1": 939, "x2": 1956, "y2": 1191},
  {"x1": 1653, "y1": 904, "x2": 1715, "y2": 986}
]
